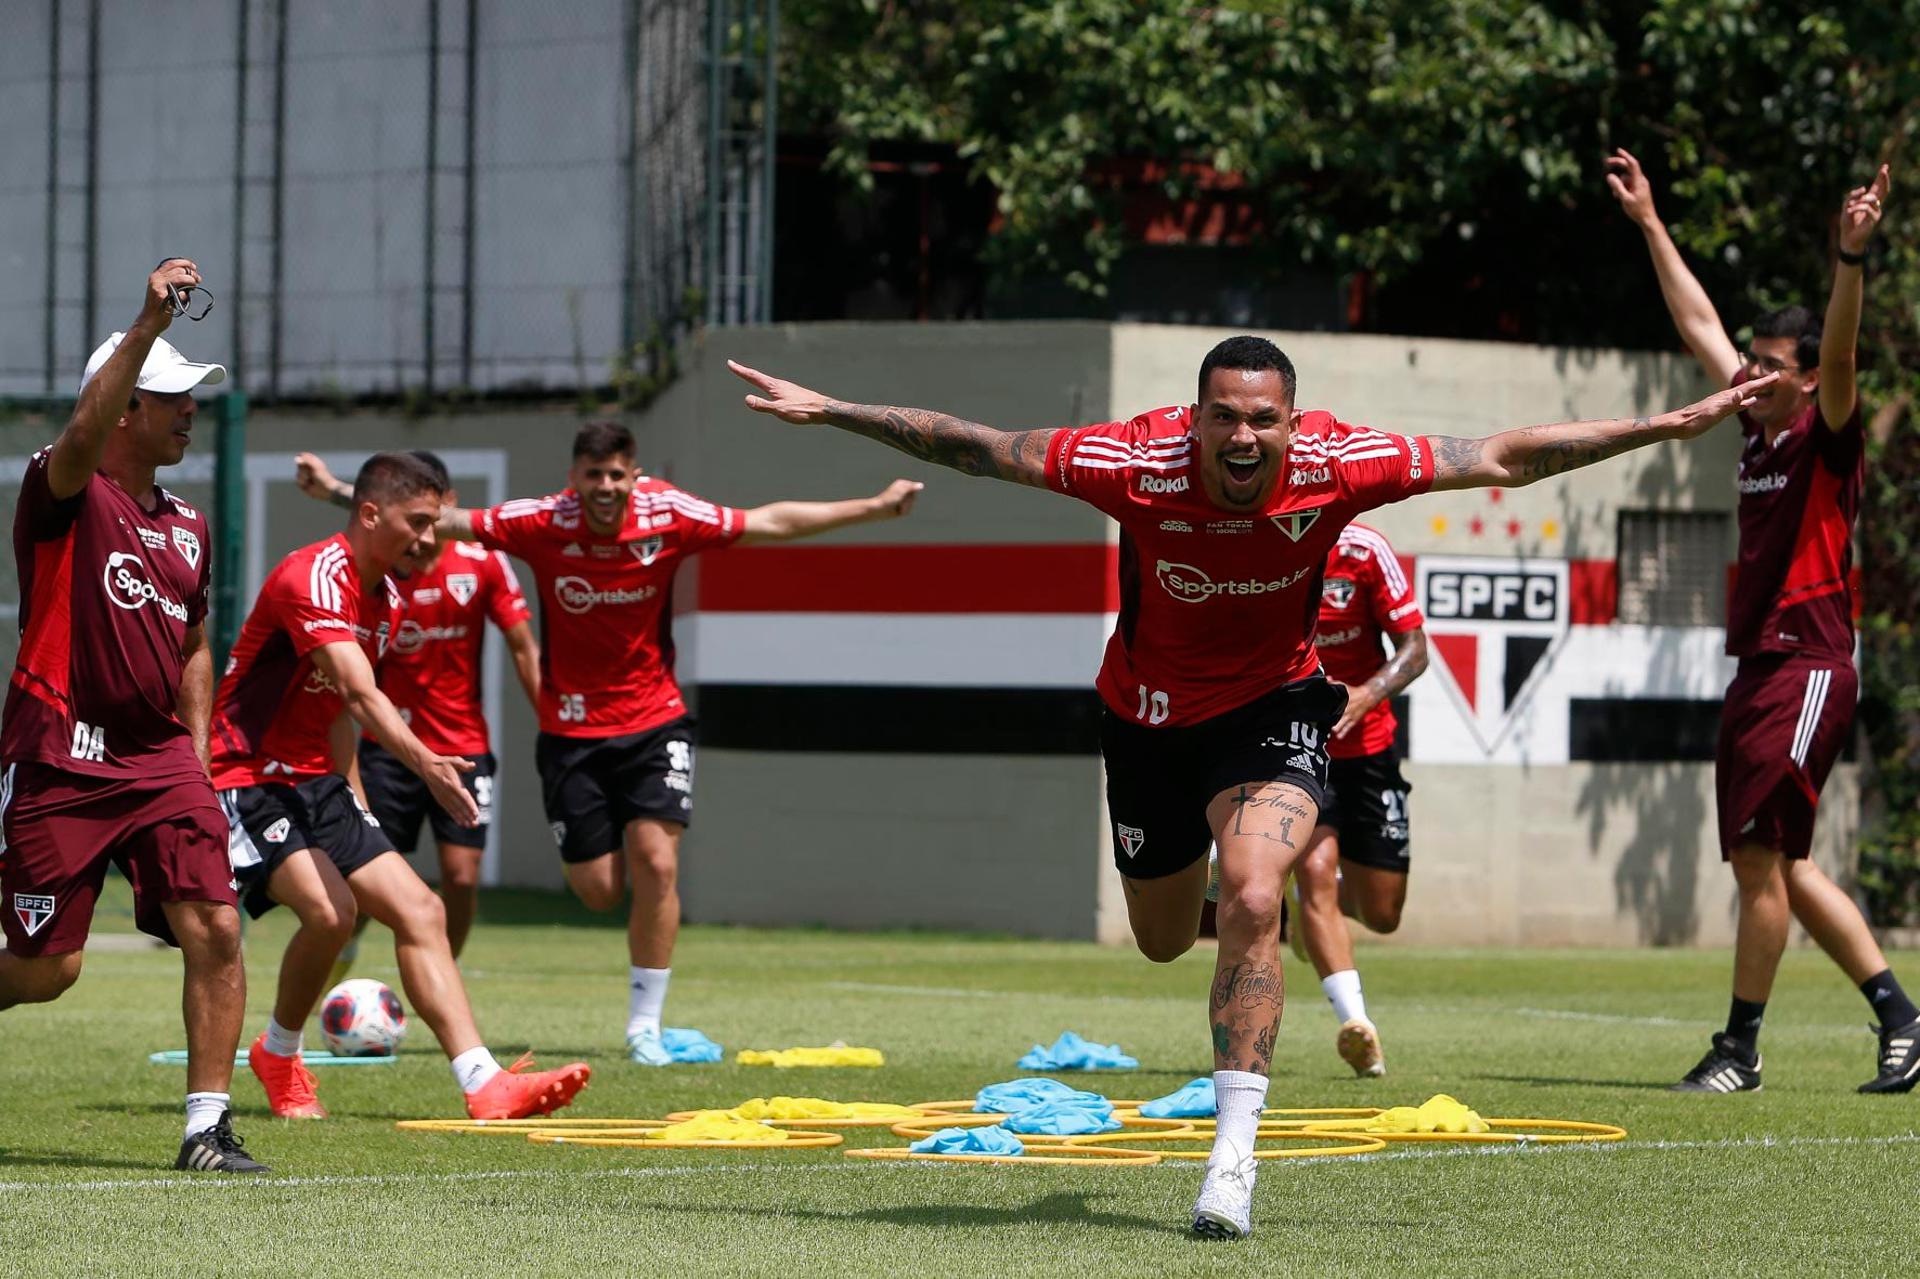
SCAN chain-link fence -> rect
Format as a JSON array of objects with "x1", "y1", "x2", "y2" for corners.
[{"x1": 1, "y1": 0, "x2": 740, "y2": 404}]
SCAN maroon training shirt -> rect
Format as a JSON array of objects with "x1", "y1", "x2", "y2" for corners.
[{"x1": 3, "y1": 448, "x2": 211, "y2": 781}]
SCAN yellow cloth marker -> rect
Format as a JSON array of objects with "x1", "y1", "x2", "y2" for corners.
[{"x1": 736, "y1": 1046, "x2": 886, "y2": 1068}]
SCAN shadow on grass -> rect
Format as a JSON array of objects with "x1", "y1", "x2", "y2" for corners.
[
  {"x1": 0, "y1": 1148, "x2": 170, "y2": 1173},
  {"x1": 628, "y1": 1187, "x2": 1181, "y2": 1236},
  {"x1": 1469, "y1": 1073, "x2": 1671, "y2": 1090}
]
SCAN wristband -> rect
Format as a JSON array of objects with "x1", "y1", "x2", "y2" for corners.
[{"x1": 1837, "y1": 247, "x2": 1866, "y2": 267}]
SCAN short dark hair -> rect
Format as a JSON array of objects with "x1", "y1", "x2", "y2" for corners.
[
  {"x1": 573, "y1": 420, "x2": 635, "y2": 461},
  {"x1": 406, "y1": 449, "x2": 452, "y2": 492},
  {"x1": 1751, "y1": 305, "x2": 1822, "y2": 372},
  {"x1": 353, "y1": 451, "x2": 445, "y2": 506},
  {"x1": 1197, "y1": 335, "x2": 1297, "y2": 403}
]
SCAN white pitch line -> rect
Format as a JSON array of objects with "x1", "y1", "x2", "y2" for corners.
[
  {"x1": 1511, "y1": 1007, "x2": 1704, "y2": 1028},
  {"x1": 3, "y1": 1132, "x2": 1916, "y2": 1196},
  {"x1": 824, "y1": 981, "x2": 1182, "y2": 1006}
]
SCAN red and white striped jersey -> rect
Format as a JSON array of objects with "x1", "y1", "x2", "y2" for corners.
[
  {"x1": 1044, "y1": 406, "x2": 1434, "y2": 727},
  {"x1": 473, "y1": 479, "x2": 744, "y2": 737},
  {"x1": 3, "y1": 448, "x2": 212, "y2": 781},
  {"x1": 210, "y1": 534, "x2": 401, "y2": 789},
  {"x1": 374, "y1": 542, "x2": 531, "y2": 756},
  {"x1": 1315, "y1": 523, "x2": 1423, "y2": 758}
]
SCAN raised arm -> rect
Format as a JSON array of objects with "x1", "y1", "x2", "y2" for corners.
[
  {"x1": 295, "y1": 451, "x2": 479, "y2": 540},
  {"x1": 738, "y1": 479, "x2": 923, "y2": 545},
  {"x1": 730, "y1": 360, "x2": 1053, "y2": 488},
  {"x1": 1605, "y1": 148, "x2": 1743, "y2": 387},
  {"x1": 307, "y1": 640, "x2": 479, "y2": 826},
  {"x1": 1819, "y1": 164, "x2": 1890, "y2": 430},
  {"x1": 1426, "y1": 375, "x2": 1779, "y2": 492},
  {"x1": 47, "y1": 260, "x2": 198, "y2": 498}
]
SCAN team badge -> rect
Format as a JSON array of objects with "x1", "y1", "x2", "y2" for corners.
[
  {"x1": 1270, "y1": 508, "x2": 1322, "y2": 541},
  {"x1": 12, "y1": 893, "x2": 55, "y2": 936},
  {"x1": 1416, "y1": 554, "x2": 1572, "y2": 759},
  {"x1": 446, "y1": 573, "x2": 479, "y2": 606},
  {"x1": 1321, "y1": 576, "x2": 1355, "y2": 609},
  {"x1": 263, "y1": 819, "x2": 291, "y2": 844},
  {"x1": 1117, "y1": 824, "x2": 1146, "y2": 859},
  {"x1": 172, "y1": 525, "x2": 201, "y2": 570},
  {"x1": 631, "y1": 536, "x2": 664, "y2": 566},
  {"x1": 549, "y1": 821, "x2": 568, "y2": 847}
]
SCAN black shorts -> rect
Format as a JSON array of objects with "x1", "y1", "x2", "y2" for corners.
[
  {"x1": 1101, "y1": 676, "x2": 1344, "y2": 880},
  {"x1": 1320, "y1": 750, "x2": 1412, "y2": 873},
  {"x1": 219, "y1": 774, "x2": 395, "y2": 918},
  {"x1": 358, "y1": 740, "x2": 495, "y2": 853},
  {"x1": 536, "y1": 718, "x2": 696, "y2": 863}
]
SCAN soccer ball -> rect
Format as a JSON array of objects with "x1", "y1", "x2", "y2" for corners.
[{"x1": 319, "y1": 978, "x2": 407, "y2": 1057}]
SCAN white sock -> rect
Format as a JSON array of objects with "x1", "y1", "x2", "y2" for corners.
[
  {"x1": 185, "y1": 1092, "x2": 229, "y2": 1138},
  {"x1": 450, "y1": 1046, "x2": 503, "y2": 1095},
  {"x1": 1322, "y1": 969, "x2": 1369, "y2": 1025},
  {"x1": 626, "y1": 966, "x2": 671, "y2": 1039},
  {"x1": 1211, "y1": 1069, "x2": 1269, "y2": 1167},
  {"x1": 262, "y1": 1016, "x2": 303, "y2": 1058}
]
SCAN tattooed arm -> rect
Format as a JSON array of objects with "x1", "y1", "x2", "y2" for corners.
[
  {"x1": 1425, "y1": 374, "x2": 1780, "y2": 493},
  {"x1": 729, "y1": 360, "x2": 1054, "y2": 488},
  {"x1": 1333, "y1": 627, "x2": 1427, "y2": 741}
]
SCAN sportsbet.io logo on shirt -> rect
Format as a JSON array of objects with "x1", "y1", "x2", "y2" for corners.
[
  {"x1": 1155, "y1": 559, "x2": 1314, "y2": 603},
  {"x1": 552, "y1": 576, "x2": 659, "y2": 615},
  {"x1": 102, "y1": 551, "x2": 189, "y2": 622}
]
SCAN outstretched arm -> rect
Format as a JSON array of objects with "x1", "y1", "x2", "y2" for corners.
[
  {"x1": 1426, "y1": 375, "x2": 1779, "y2": 492},
  {"x1": 47, "y1": 260, "x2": 197, "y2": 498},
  {"x1": 738, "y1": 479, "x2": 923, "y2": 544},
  {"x1": 296, "y1": 451, "x2": 479, "y2": 539},
  {"x1": 1819, "y1": 164, "x2": 1890, "y2": 430},
  {"x1": 730, "y1": 360, "x2": 1053, "y2": 488},
  {"x1": 1605, "y1": 148, "x2": 1743, "y2": 387}
]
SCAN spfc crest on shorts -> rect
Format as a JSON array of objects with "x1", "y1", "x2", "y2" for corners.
[
  {"x1": 1117, "y1": 824, "x2": 1146, "y2": 859},
  {"x1": 12, "y1": 893, "x2": 54, "y2": 936},
  {"x1": 445, "y1": 573, "x2": 479, "y2": 606}
]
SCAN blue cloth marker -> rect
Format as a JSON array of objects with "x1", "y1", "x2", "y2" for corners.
[
  {"x1": 1140, "y1": 1077, "x2": 1217, "y2": 1118},
  {"x1": 660, "y1": 1028, "x2": 724, "y2": 1063},
  {"x1": 1002, "y1": 1097, "x2": 1121, "y2": 1135},
  {"x1": 974, "y1": 1077, "x2": 1107, "y2": 1113},
  {"x1": 909, "y1": 1125, "x2": 1026, "y2": 1156},
  {"x1": 1017, "y1": 1031, "x2": 1138, "y2": 1071}
]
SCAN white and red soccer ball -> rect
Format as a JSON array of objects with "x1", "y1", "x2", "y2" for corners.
[{"x1": 319, "y1": 979, "x2": 407, "y2": 1057}]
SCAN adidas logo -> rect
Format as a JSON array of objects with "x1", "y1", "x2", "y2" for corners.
[{"x1": 1286, "y1": 751, "x2": 1316, "y2": 773}]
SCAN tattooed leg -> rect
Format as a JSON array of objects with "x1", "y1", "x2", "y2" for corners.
[{"x1": 1204, "y1": 781, "x2": 1318, "y2": 1073}]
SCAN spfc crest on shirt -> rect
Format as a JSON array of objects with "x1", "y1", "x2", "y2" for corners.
[
  {"x1": 172, "y1": 526, "x2": 201, "y2": 571},
  {"x1": 445, "y1": 573, "x2": 479, "y2": 606},
  {"x1": 1270, "y1": 508, "x2": 1322, "y2": 542},
  {"x1": 1321, "y1": 576, "x2": 1356, "y2": 609},
  {"x1": 631, "y1": 536, "x2": 664, "y2": 566},
  {"x1": 12, "y1": 893, "x2": 55, "y2": 936},
  {"x1": 1415, "y1": 555, "x2": 1571, "y2": 757}
]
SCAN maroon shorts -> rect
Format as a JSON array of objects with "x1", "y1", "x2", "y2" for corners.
[
  {"x1": 1715, "y1": 654, "x2": 1856, "y2": 860},
  {"x1": 0, "y1": 762, "x2": 236, "y2": 957}
]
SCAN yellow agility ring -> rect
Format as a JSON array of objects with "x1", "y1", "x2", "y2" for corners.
[
  {"x1": 1297, "y1": 1117, "x2": 1627, "y2": 1144},
  {"x1": 887, "y1": 1113, "x2": 1196, "y2": 1142},
  {"x1": 395, "y1": 1117, "x2": 645, "y2": 1136},
  {"x1": 663, "y1": 1107, "x2": 924, "y2": 1129},
  {"x1": 845, "y1": 1145, "x2": 1161, "y2": 1167},
  {"x1": 1062, "y1": 1129, "x2": 1387, "y2": 1160},
  {"x1": 527, "y1": 1126, "x2": 844, "y2": 1149}
]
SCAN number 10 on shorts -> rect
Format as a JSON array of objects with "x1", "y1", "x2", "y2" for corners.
[{"x1": 1136, "y1": 685, "x2": 1170, "y2": 725}]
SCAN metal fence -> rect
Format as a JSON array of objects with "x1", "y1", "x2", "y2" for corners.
[{"x1": 1, "y1": 0, "x2": 771, "y2": 404}]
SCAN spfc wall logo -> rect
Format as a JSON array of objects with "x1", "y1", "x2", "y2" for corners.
[{"x1": 1416, "y1": 556, "x2": 1570, "y2": 756}]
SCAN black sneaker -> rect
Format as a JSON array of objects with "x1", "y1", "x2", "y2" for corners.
[
  {"x1": 1671, "y1": 1034, "x2": 1762, "y2": 1093},
  {"x1": 175, "y1": 1110, "x2": 270, "y2": 1173},
  {"x1": 1858, "y1": 1018, "x2": 1920, "y2": 1095}
]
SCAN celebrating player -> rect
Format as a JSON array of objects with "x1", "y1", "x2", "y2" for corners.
[
  {"x1": 1, "y1": 260, "x2": 266, "y2": 1172},
  {"x1": 292, "y1": 450, "x2": 540, "y2": 959},
  {"x1": 211, "y1": 452, "x2": 589, "y2": 1121},
  {"x1": 428, "y1": 421, "x2": 921, "y2": 1065},
  {"x1": 732, "y1": 338, "x2": 1777, "y2": 1239},
  {"x1": 1608, "y1": 151, "x2": 1917, "y2": 1094},
  {"x1": 1289, "y1": 522, "x2": 1429, "y2": 1078}
]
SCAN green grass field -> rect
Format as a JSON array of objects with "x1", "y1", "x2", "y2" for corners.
[{"x1": 3, "y1": 885, "x2": 1916, "y2": 1278}]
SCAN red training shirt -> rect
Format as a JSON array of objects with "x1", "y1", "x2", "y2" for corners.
[
  {"x1": 473, "y1": 480, "x2": 744, "y2": 737},
  {"x1": 373, "y1": 542, "x2": 531, "y2": 756},
  {"x1": 1045, "y1": 406, "x2": 1434, "y2": 727},
  {"x1": 3, "y1": 449, "x2": 212, "y2": 782},
  {"x1": 210, "y1": 534, "x2": 400, "y2": 789},
  {"x1": 1314, "y1": 523, "x2": 1424, "y2": 759}
]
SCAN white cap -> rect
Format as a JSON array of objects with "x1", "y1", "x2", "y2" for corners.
[{"x1": 78, "y1": 331, "x2": 227, "y2": 396}]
